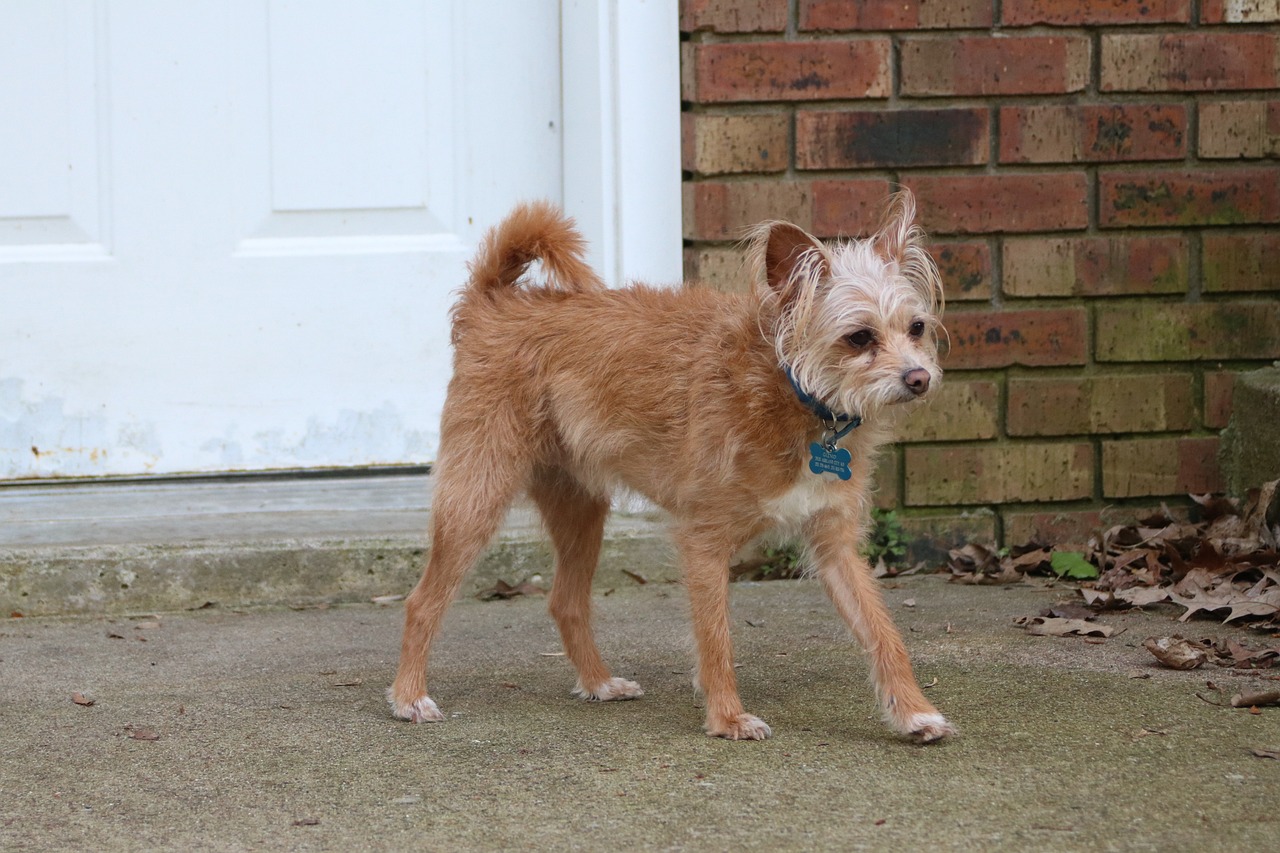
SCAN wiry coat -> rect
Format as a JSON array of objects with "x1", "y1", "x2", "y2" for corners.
[{"x1": 391, "y1": 197, "x2": 955, "y2": 742}]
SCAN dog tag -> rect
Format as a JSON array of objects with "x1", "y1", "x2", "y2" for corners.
[{"x1": 808, "y1": 442, "x2": 852, "y2": 480}]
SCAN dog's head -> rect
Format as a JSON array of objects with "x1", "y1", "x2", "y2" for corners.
[{"x1": 750, "y1": 190, "x2": 945, "y2": 420}]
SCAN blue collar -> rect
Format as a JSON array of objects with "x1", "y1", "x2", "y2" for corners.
[{"x1": 784, "y1": 365, "x2": 862, "y2": 443}]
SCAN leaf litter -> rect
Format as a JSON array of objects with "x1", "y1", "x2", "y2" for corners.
[{"x1": 945, "y1": 481, "x2": 1280, "y2": 668}]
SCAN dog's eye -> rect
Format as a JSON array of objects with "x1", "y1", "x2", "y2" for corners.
[
  {"x1": 908, "y1": 320, "x2": 926, "y2": 339},
  {"x1": 846, "y1": 329, "x2": 875, "y2": 348}
]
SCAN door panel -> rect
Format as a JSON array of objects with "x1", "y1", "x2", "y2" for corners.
[{"x1": 0, "y1": 0, "x2": 564, "y2": 479}]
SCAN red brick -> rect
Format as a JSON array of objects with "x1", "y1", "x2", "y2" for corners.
[
  {"x1": 810, "y1": 179, "x2": 896, "y2": 238},
  {"x1": 683, "y1": 179, "x2": 900, "y2": 240},
  {"x1": 1095, "y1": 302, "x2": 1280, "y2": 362},
  {"x1": 1202, "y1": 0, "x2": 1280, "y2": 23},
  {"x1": 797, "y1": 108, "x2": 988, "y2": 170},
  {"x1": 682, "y1": 113, "x2": 789, "y2": 176},
  {"x1": 874, "y1": 450, "x2": 900, "y2": 510},
  {"x1": 681, "y1": 0, "x2": 788, "y2": 32},
  {"x1": 682, "y1": 41, "x2": 892, "y2": 104},
  {"x1": 684, "y1": 246, "x2": 750, "y2": 293},
  {"x1": 901, "y1": 36, "x2": 1090, "y2": 97},
  {"x1": 684, "y1": 180, "x2": 814, "y2": 240},
  {"x1": 1199, "y1": 101, "x2": 1280, "y2": 159},
  {"x1": 896, "y1": 381, "x2": 1000, "y2": 442},
  {"x1": 1000, "y1": 105, "x2": 1187, "y2": 164},
  {"x1": 1202, "y1": 233, "x2": 1280, "y2": 293},
  {"x1": 1102, "y1": 437, "x2": 1223, "y2": 498},
  {"x1": 1004, "y1": 0, "x2": 1191, "y2": 25},
  {"x1": 1007, "y1": 374, "x2": 1195, "y2": 436},
  {"x1": 905, "y1": 443, "x2": 1094, "y2": 505},
  {"x1": 1002, "y1": 236, "x2": 1189, "y2": 297},
  {"x1": 1002, "y1": 505, "x2": 1187, "y2": 547},
  {"x1": 800, "y1": 0, "x2": 992, "y2": 30},
  {"x1": 942, "y1": 309, "x2": 1088, "y2": 370},
  {"x1": 1204, "y1": 371, "x2": 1237, "y2": 430},
  {"x1": 900, "y1": 512, "x2": 999, "y2": 555},
  {"x1": 1099, "y1": 168, "x2": 1280, "y2": 228},
  {"x1": 930, "y1": 241, "x2": 992, "y2": 302},
  {"x1": 1101, "y1": 33, "x2": 1280, "y2": 92},
  {"x1": 903, "y1": 174, "x2": 1089, "y2": 235}
]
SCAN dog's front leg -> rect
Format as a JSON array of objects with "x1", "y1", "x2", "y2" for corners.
[
  {"x1": 677, "y1": 528, "x2": 772, "y2": 740},
  {"x1": 807, "y1": 511, "x2": 955, "y2": 743}
]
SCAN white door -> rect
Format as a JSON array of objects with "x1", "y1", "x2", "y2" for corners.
[{"x1": 0, "y1": 0, "x2": 680, "y2": 480}]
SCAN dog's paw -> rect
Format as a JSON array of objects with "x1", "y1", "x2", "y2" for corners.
[
  {"x1": 907, "y1": 712, "x2": 955, "y2": 744},
  {"x1": 707, "y1": 713, "x2": 772, "y2": 741},
  {"x1": 573, "y1": 677, "x2": 644, "y2": 702},
  {"x1": 388, "y1": 689, "x2": 445, "y2": 723}
]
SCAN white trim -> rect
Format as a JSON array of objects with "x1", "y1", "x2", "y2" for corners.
[{"x1": 561, "y1": 0, "x2": 682, "y2": 288}]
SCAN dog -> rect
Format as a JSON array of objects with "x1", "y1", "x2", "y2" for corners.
[{"x1": 389, "y1": 191, "x2": 954, "y2": 742}]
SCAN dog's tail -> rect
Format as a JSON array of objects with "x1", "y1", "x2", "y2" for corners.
[{"x1": 464, "y1": 201, "x2": 605, "y2": 301}]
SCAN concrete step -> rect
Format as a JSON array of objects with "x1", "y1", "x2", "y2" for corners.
[{"x1": 0, "y1": 473, "x2": 673, "y2": 617}]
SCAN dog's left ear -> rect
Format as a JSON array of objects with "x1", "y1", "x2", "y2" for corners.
[
  {"x1": 876, "y1": 189, "x2": 945, "y2": 313},
  {"x1": 752, "y1": 221, "x2": 829, "y2": 300}
]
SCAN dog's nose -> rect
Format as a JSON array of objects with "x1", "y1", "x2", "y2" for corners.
[{"x1": 903, "y1": 368, "x2": 930, "y2": 396}]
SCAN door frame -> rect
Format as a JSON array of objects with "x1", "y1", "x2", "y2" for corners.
[{"x1": 561, "y1": 0, "x2": 682, "y2": 288}]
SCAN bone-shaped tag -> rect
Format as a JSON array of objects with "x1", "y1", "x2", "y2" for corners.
[{"x1": 808, "y1": 442, "x2": 852, "y2": 480}]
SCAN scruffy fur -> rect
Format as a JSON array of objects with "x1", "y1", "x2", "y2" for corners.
[{"x1": 389, "y1": 194, "x2": 955, "y2": 742}]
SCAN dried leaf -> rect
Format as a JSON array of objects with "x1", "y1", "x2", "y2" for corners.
[
  {"x1": 1231, "y1": 690, "x2": 1280, "y2": 708},
  {"x1": 476, "y1": 579, "x2": 545, "y2": 601},
  {"x1": 71, "y1": 692, "x2": 95, "y2": 707},
  {"x1": 622, "y1": 569, "x2": 648, "y2": 585},
  {"x1": 1040, "y1": 604, "x2": 1095, "y2": 621},
  {"x1": 1251, "y1": 748, "x2": 1280, "y2": 760},
  {"x1": 1143, "y1": 636, "x2": 1211, "y2": 670},
  {"x1": 1015, "y1": 616, "x2": 1117, "y2": 638}
]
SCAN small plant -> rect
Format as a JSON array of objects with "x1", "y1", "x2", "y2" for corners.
[
  {"x1": 731, "y1": 540, "x2": 807, "y2": 581},
  {"x1": 863, "y1": 508, "x2": 909, "y2": 567}
]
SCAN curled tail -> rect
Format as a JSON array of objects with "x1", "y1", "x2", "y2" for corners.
[{"x1": 464, "y1": 201, "x2": 605, "y2": 302}]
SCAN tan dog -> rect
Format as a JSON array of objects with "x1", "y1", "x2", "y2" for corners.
[{"x1": 390, "y1": 193, "x2": 954, "y2": 742}]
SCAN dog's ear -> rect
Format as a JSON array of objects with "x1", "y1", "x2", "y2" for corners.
[
  {"x1": 876, "y1": 189, "x2": 945, "y2": 314},
  {"x1": 754, "y1": 222, "x2": 829, "y2": 298}
]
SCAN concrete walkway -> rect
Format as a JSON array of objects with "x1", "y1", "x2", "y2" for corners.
[{"x1": 2, "y1": 475, "x2": 1279, "y2": 850}]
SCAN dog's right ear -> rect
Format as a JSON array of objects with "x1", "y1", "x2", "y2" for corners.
[{"x1": 752, "y1": 222, "x2": 829, "y2": 298}]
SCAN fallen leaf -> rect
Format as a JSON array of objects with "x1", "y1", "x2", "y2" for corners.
[
  {"x1": 127, "y1": 727, "x2": 160, "y2": 741},
  {"x1": 476, "y1": 579, "x2": 545, "y2": 601},
  {"x1": 1143, "y1": 636, "x2": 1211, "y2": 670},
  {"x1": 292, "y1": 818, "x2": 320, "y2": 827},
  {"x1": 1016, "y1": 616, "x2": 1117, "y2": 638},
  {"x1": 1231, "y1": 690, "x2": 1280, "y2": 708},
  {"x1": 902, "y1": 598, "x2": 916, "y2": 608},
  {"x1": 1041, "y1": 604, "x2": 1095, "y2": 621},
  {"x1": 330, "y1": 679, "x2": 363, "y2": 688},
  {"x1": 1251, "y1": 748, "x2": 1280, "y2": 760},
  {"x1": 922, "y1": 677, "x2": 938, "y2": 689},
  {"x1": 1050, "y1": 551, "x2": 1100, "y2": 580},
  {"x1": 1132, "y1": 726, "x2": 1168, "y2": 740},
  {"x1": 71, "y1": 692, "x2": 95, "y2": 707}
]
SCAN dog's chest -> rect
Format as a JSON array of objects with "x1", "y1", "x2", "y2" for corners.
[{"x1": 762, "y1": 472, "x2": 843, "y2": 531}]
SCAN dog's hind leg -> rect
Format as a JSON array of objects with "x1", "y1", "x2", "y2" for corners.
[
  {"x1": 389, "y1": 440, "x2": 526, "y2": 723},
  {"x1": 532, "y1": 470, "x2": 643, "y2": 702}
]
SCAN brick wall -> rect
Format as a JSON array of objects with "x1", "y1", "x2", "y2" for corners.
[{"x1": 680, "y1": 1, "x2": 1280, "y2": 548}]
